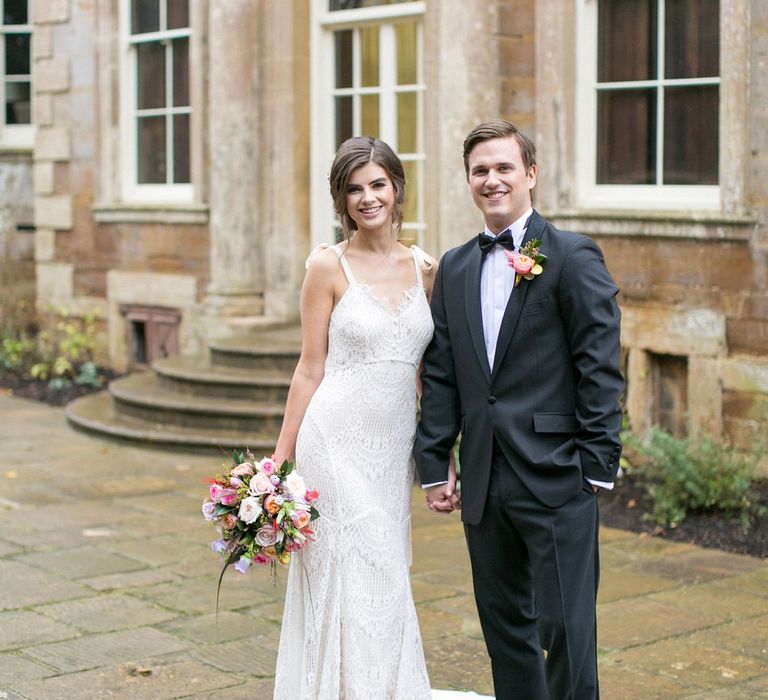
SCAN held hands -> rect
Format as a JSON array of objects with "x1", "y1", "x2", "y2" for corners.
[{"x1": 425, "y1": 451, "x2": 461, "y2": 514}]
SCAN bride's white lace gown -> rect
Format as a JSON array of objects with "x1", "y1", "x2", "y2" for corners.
[{"x1": 273, "y1": 244, "x2": 434, "y2": 700}]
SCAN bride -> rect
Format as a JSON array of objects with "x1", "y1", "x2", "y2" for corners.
[{"x1": 271, "y1": 136, "x2": 459, "y2": 698}]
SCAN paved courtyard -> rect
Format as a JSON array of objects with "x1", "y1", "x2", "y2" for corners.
[{"x1": 0, "y1": 393, "x2": 766, "y2": 699}]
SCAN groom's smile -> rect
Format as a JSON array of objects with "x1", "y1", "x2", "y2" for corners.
[{"x1": 467, "y1": 136, "x2": 537, "y2": 234}]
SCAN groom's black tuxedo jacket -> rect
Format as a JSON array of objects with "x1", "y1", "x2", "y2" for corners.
[{"x1": 415, "y1": 211, "x2": 624, "y2": 525}]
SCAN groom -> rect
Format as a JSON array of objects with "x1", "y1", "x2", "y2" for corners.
[{"x1": 415, "y1": 120, "x2": 623, "y2": 699}]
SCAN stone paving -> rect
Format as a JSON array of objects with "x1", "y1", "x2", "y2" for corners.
[{"x1": 0, "y1": 393, "x2": 766, "y2": 699}]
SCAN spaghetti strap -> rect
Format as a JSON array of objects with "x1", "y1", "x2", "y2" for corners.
[
  {"x1": 332, "y1": 245, "x2": 356, "y2": 284},
  {"x1": 410, "y1": 245, "x2": 430, "y2": 288}
]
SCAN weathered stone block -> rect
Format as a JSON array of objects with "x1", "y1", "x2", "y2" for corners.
[
  {"x1": 727, "y1": 318, "x2": 768, "y2": 355},
  {"x1": 36, "y1": 260, "x2": 73, "y2": 305},
  {"x1": 621, "y1": 305, "x2": 727, "y2": 357},
  {"x1": 35, "y1": 57, "x2": 70, "y2": 93},
  {"x1": 34, "y1": 227, "x2": 56, "y2": 261},
  {"x1": 721, "y1": 356, "x2": 768, "y2": 393},
  {"x1": 33, "y1": 24, "x2": 54, "y2": 59},
  {"x1": 33, "y1": 161, "x2": 54, "y2": 194},
  {"x1": 33, "y1": 0, "x2": 70, "y2": 24},
  {"x1": 33, "y1": 92, "x2": 54, "y2": 125},
  {"x1": 35, "y1": 194, "x2": 73, "y2": 229},
  {"x1": 35, "y1": 126, "x2": 70, "y2": 161}
]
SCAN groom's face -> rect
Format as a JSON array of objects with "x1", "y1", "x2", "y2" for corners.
[{"x1": 466, "y1": 136, "x2": 537, "y2": 234}]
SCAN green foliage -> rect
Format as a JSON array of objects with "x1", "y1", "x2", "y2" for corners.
[
  {"x1": 0, "y1": 305, "x2": 104, "y2": 390},
  {"x1": 626, "y1": 427, "x2": 762, "y2": 528}
]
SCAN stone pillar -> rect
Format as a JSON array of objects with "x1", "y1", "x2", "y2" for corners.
[
  {"x1": 203, "y1": 0, "x2": 264, "y2": 322},
  {"x1": 259, "y1": 0, "x2": 309, "y2": 320},
  {"x1": 423, "y1": 1, "x2": 498, "y2": 253}
]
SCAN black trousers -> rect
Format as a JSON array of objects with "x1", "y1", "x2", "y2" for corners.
[{"x1": 464, "y1": 444, "x2": 600, "y2": 700}]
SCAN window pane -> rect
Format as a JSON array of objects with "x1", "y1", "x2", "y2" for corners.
[
  {"x1": 665, "y1": 0, "x2": 719, "y2": 78},
  {"x1": 132, "y1": 0, "x2": 160, "y2": 34},
  {"x1": 597, "y1": 89, "x2": 656, "y2": 184},
  {"x1": 329, "y1": 0, "x2": 416, "y2": 9},
  {"x1": 3, "y1": 0, "x2": 28, "y2": 25},
  {"x1": 137, "y1": 42, "x2": 165, "y2": 109},
  {"x1": 361, "y1": 93, "x2": 379, "y2": 137},
  {"x1": 598, "y1": 0, "x2": 656, "y2": 82},
  {"x1": 173, "y1": 114, "x2": 190, "y2": 183},
  {"x1": 172, "y1": 38, "x2": 189, "y2": 106},
  {"x1": 401, "y1": 159, "x2": 419, "y2": 225},
  {"x1": 167, "y1": 0, "x2": 190, "y2": 29},
  {"x1": 397, "y1": 92, "x2": 418, "y2": 153},
  {"x1": 138, "y1": 115, "x2": 166, "y2": 183},
  {"x1": 361, "y1": 25, "x2": 379, "y2": 88},
  {"x1": 335, "y1": 95, "x2": 353, "y2": 148},
  {"x1": 5, "y1": 33, "x2": 30, "y2": 75},
  {"x1": 396, "y1": 21, "x2": 418, "y2": 85},
  {"x1": 5, "y1": 80, "x2": 30, "y2": 124},
  {"x1": 663, "y1": 86, "x2": 718, "y2": 184},
  {"x1": 335, "y1": 30, "x2": 353, "y2": 89}
]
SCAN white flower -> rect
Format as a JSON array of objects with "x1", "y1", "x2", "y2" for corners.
[
  {"x1": 285, "y1": 472, "x2": 307, "y2": 498},
  {"x1": 238, "y1": 496, "x2": 263, "y2": 524},
  {"x1": 249, "y1": 471, "x2": 275, "y2": 496}
]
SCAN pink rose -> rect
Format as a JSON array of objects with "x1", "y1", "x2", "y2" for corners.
[
  {"x1": 291, "y1": 510, "x2": 311, "y2": 529},
  {"x1": 209, "y1": 483, "x2": 224, "y2": 502},
  {"x1": 249, "y1": 472, "x2": 275, "y2": 496},
  {"x1": 231, "y1": 462, "x2": 254, "y2": 477},
  {"x1": 505, "y1": 252, "x2": 534, "y2": 276},
  {"x1": 258, "y1": 458, "x2": 277, "y2": 475},
  {"x1": 229, "y1": 476, "x2": 244, "y2": 488},
  {"x1": 219, "y1": 488, "x2": 239, "y2": 506},
  {"x1": 253, "y1": 553, "x2": 270, "y2": 565}
]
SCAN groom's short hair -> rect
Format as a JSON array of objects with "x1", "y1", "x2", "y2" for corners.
[{"x1": 462, "y1": 120, "x2": 537, "y2": 179}]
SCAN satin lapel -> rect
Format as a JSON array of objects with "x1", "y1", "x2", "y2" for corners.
[
  {"x1": 491, "y1": 211, "x2": 547, "y2": 378},
  {"x1": 464, "y1": 243, "x2": 491, "y2": 381}
]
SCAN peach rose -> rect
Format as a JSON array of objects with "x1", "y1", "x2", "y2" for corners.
[
  {"x1": 291, "y1": 510, "x2": 311, "y2": 529},
  {"x1": 505, "y1": 252, "x2": 535, "y2": 276}
]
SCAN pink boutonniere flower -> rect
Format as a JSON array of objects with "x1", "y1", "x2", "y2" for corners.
[{"x1": 505, "y1": 238, "x2": 546, "y2": 287}]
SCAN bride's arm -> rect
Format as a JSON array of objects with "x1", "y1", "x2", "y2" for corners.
[{"x1": 273, "y1": 251, "x2": 338, "y2": 464}]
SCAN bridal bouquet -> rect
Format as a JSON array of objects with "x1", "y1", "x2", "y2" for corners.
[{"x1": 202, "y1": 450, "x2": 319, "y2": 581}]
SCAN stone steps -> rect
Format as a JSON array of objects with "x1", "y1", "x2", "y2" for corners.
[{"x1": 66, "y1": 324, "x2": 301, "y2": 451}]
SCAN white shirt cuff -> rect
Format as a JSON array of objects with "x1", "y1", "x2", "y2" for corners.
[
  {"x1": 421, "y1": 480, "x2": 449, "y2": 489},
  {"x1": 586, "y1": 478, "x2": 614, "y2": 490}
]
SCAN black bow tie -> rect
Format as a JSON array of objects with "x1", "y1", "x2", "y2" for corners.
[{"x1": 478, "y1": 229, "x2": 515, "y2": 255}]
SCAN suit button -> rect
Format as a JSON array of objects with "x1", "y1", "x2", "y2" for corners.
[{"x1": 488, "y1": 396, "x2": 496, "y2": 404}]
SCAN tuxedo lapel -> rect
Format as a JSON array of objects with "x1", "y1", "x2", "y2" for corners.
[
  {"x1": 464, "y1": 243, "x2": 491, "y2": 381},
  {"x1": 491, "y1": 212, "x2": 547, "y2": 378}
]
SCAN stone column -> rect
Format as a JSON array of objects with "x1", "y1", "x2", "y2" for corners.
[
  {"x1": 203, "y1": 0, "x2": 264, "y2": 323},
  {"x1": 423, "y1": 1, "x2": 498, "y2": 254},
  {"x1": 259, "y1": 0, "x2": 310, "y2": 320}
]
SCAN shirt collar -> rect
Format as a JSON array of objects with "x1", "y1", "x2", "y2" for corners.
[{"x1": 483, "y1": 208, "x2": 533, "y2": 250}]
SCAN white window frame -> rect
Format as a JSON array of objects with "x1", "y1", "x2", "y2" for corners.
[
  {"x1": 118, "y1": 0, "x2": 192, "y2": 203},
  {"x1": 310, "y1": 0, "x2": 426, "y2": 247},
  {"x1": 0, "y1": 0, "x2": 33, "y2": 149},
  {"x1": 575, "y1": 0, "x2": 721, "y2": 211}
]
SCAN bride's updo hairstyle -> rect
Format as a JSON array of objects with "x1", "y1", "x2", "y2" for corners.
[{"x1": 329, "y1": 136, "x2": 406, "y2": 241}]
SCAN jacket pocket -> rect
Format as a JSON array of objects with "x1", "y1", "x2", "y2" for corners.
[{"x1": 533, "y1": 412, "x2": 578, "y2": 434}]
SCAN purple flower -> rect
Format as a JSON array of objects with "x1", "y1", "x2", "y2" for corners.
[
  {"x1": 210, "y1": 539, "x2": 227, "y2": 554},
  {"x1": 234, "y1": 556, "x2": 251, "y2": 574},
  {"x1": 202, "y1": 501, "x2": 217, "y2": 521}
]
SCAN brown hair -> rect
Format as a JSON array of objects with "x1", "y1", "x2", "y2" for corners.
[
  {"x1": 329, "y1": 136, "x2": 406, "y2": 240},
  {"x1": 462, "y1": 119, "x2": 537, "y2": 179}
]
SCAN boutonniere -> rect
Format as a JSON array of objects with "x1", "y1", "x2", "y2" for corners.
[{"x1": 505, "y1": 239, "x2": 547, "y2": 287}]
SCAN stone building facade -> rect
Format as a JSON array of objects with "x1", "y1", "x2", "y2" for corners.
[{"x1": 1, "y1": 0, "x2": 765, "y2": 447}]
